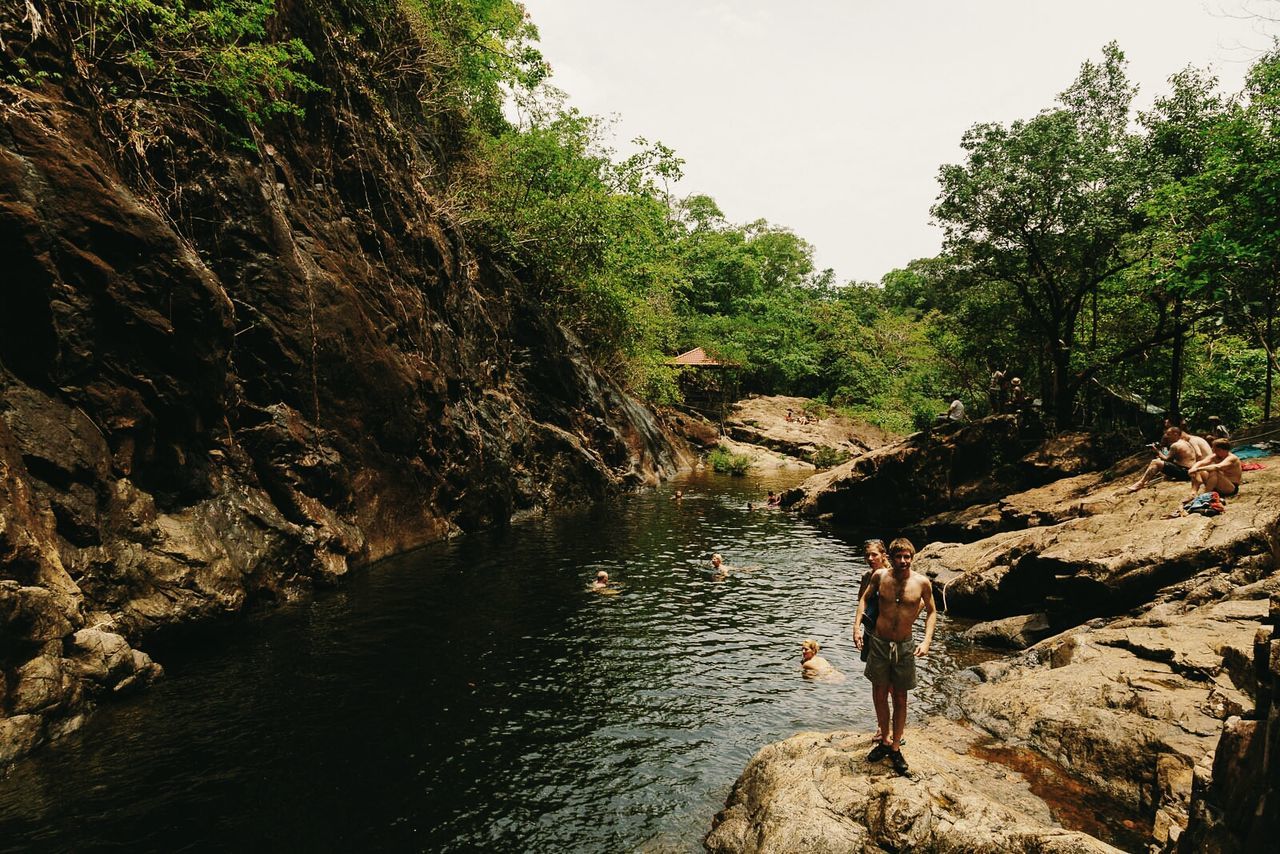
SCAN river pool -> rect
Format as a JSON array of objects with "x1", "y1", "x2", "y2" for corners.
[{"x1": 0, "y1": 471, "x2": 985, "y2": 852}]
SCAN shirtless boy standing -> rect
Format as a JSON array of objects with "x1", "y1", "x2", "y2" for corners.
[{"x1": 852, "y1": 537, "x2": 936, "y2": 776}]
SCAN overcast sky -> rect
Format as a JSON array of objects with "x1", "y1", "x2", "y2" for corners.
[{"x1": 519, "y1": 0, "x2": 1277, "y2": 283}]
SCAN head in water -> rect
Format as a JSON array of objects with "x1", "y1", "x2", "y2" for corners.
[
  {"x1": 595, "y1": 571, "x2": 609, "y2": 584},
  {"x1": 801, "y1": 639, "x2": 820, "y2": 660},
  {"x1": 863, "y1": 538, "x2": 888, "y2": 569},
  {"x1": 711, "y1": 553, "x2": 723, "y2": 569}
]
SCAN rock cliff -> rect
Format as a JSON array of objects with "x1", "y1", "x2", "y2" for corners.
[{"x1": 0, "y1": 4, "x2": 681, "y2": 765}]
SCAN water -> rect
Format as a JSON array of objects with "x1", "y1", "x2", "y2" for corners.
[{"x1": 0, "y1": 472, "x2": 985, "y2": 853}]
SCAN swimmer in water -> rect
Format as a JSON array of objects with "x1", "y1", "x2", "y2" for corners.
[
  {"x1": 591, "y1": 571, "x2": 610, "y2": 591},
  {"x1": 801, "y1": 639, "x2": 839, "y2": 678},
  {"x1": 710, "y1": 553, "x2": 730, "y2": 579},
  {"x1": 671, "y1": 489, "x2": 684, "y2": 501}
]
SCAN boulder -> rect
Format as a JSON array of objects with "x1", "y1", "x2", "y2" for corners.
[
  {"x1": 706, "y1": 722, "x2": 1123, "y2": 854},
  {"x1": 783, "y1": 415, "x2": 1039, "y2": 529},
  {"x1": 917, "y1": 463, "x2": 1280, "y2": 622},
  {"x1": 961, "y1": 597, "x2": 1267, "y2": 846},
  {"x1": 963, "y1": 613, "x2": 1053, "y2": 649}
]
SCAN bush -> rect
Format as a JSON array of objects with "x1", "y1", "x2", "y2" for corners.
[
  {"x1": 810, "y1": 446, "x2": 850, "y2": 469},
  {"x1": 707, "y1": 444, "x2": 752, "y2": 475}
]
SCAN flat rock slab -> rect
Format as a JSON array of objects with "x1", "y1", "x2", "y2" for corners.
[
  {"x1": 962, "y1": 597, "x2": 1267, "y2": 845},
  {"x1": 706, "y1": 720, "x2": 1122, "y2": 854},
  {"x1": 725, "y1": 396, "x2": 896, "y2": 465},
  {"x1": 918, "y1": 463, "x2": 1280, "y2": 619}
]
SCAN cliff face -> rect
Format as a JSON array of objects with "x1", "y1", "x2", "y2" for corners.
[{"x1": 0, "y1": 5, "x2": 681, "y2": 764}]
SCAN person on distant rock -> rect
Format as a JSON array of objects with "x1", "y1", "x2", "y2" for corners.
[
  {"x1": 989, "y1": 368, "x2": 1007, "y2": 413},
  {"x1": 1126, "y1": 426, "x2": 1198, "y2": 492},
  {"x1": 853, "y1": 537, "x2": 936, "y2": 777},
  {"x1": 785, "y1": 408, "x2": 795, "y2": 423},
  {"x1": 1009, "y1": 377, "x2": 1027, "y2": 409},
  {"x1": 1188, "y1": 438, "x2": 1243, "y2": 498},
  {"x1": 800, "y1": 639, "x2": 840, "y2": 679},
  {"x1": 1206, "y1": 415, "x2": 1231, "y2": 441}
]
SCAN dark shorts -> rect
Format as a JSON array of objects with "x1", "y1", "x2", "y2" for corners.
[
  {"x1": 1220, "y1": 480, "x2": 1239, "y2": 497},
  {"x1": 863, "y1": 632, "x2": 916, "y2": 691},
  {"x1": 1162, "y1": 461, "x2": 1190, "y2": 481}
]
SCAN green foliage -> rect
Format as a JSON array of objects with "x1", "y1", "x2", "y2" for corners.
[
  {"x1": 810, "y1": 446, "x2": 850, "y2": 470},
  {"x1": 66, "y1": 0, "x2": 320, "y2": 126},
  {"x1": 707, "y1": 444, "x2": 752, "y2": 476}
]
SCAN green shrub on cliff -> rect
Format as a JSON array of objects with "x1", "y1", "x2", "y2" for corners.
[{"x1": 66, "y1": 0, "x2": 320, "y2": 125}]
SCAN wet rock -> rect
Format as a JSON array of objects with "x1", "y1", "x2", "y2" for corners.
[
  {"x1": 0, "y1": 715, "x2": 42, "y2": 766},
  {"x1": 963, "y1": 613, "x2": 1052, "y2": 649},
  {"x1": 705, "y1": 723, "x2": 1122, "y2": 853},
  {"x1": 784, "y1": 415, "x2": 1038, "y2": 529}
]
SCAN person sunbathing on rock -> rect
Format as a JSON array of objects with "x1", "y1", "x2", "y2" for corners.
[
  {"x1": 1126, "y1": 426, "x2": 1197, "y2": 492},
  {"x1": 1186, "y1": 430, "x2": 1213, "y2": 466},
  {"x1": 1188, "y1": 438, "x2": 1243, "y2": 498},
  {"x1": 800, "y1": 639, "x2": 841, "y2": 679},
  {"x1": 852, "y1": 537, "x2": 936, "y2": 777}
]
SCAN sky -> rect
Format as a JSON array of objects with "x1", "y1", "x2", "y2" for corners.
[{"x1": 518, "y1": 0, "x2": 1278, "y2": 283}]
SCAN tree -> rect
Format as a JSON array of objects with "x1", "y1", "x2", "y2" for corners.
[{"x1": 933, "y1": 43, "x2": 1155, "y2": 424}]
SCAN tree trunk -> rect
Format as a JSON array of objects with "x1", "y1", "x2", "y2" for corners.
[
  {"x1": 1266, "y1": 290, "x2": 1275, "y2": 420},
  {"x1": 1169, "y1": 295, "x2": 1184, "y2": 423},
  {"x1": 1052, "y1": 343, "x2": 1073, "y2": 426}
]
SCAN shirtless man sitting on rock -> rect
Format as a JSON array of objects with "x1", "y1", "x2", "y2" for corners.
[
  {"x1": 1188, "y1": 438, "x2": 1243, "y2": 498},
  {"x1": 853, "y1": 537, "x2": 936, "y2": 777},
  {"x1": 1127, "y1": 426, "x2": 1197, "y2": 492}
]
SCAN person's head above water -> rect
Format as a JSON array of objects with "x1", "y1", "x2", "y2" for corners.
[
  {"x1": 864, "y1": 538, "x2": 888, "y2": 569},
  {"x1": 801, "y1": 639, "x2": 821, "y2": 660},
  {"x1": 711, "y1": 553, "x2": 723, "y2": 568},
  {"x1": 595, "y1": 571, "x2": 609, "y2": 584}
]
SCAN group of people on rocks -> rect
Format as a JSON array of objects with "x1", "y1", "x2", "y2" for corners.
[
  {"x1": 1126, "y1": 416, "x2": 1243, "y2": 500},
  {"x1": 803, "y1": 537, "x2": 936, "y2": 778},
  {"x1": 785, "y1": 408, "x2": 820, "y2": 425},
  {"x1": 988, "y1": 368, "x2": 1028, "y2": 415}
]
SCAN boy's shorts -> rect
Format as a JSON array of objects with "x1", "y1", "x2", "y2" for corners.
[{"x1": 863, "y1": 631, "x2": 916, "y2": 691}]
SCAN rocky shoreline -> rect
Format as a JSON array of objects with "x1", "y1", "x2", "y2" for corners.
[{"x1": 713, "y1": 417, "x2": 1279, "y2": 852}]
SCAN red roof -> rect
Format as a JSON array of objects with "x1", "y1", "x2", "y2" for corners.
[{"x1": 667, "y1": 347, "x2": 724, "y2": 367}]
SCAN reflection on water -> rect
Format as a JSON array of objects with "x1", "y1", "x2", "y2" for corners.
[{"x1": 0, "y1": 471, "x2": 989, "y2": 853}]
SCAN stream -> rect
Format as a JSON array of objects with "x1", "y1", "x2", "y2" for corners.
[{"x1": 0, "y1": 471, "x2": 990, "y2": 852}]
